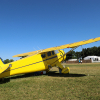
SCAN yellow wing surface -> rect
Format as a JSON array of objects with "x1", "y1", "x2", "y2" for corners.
[
  {"x1": 13, "y1": 50, "x2": 42, "y2": 57},
  {"x1": 13, "y1": 37, "x2": 100, "y2": 57}
]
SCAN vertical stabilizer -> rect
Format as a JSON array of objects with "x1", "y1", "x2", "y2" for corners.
[{"x1": 0, "y1": 57, "x2": 4, "y2": 65}]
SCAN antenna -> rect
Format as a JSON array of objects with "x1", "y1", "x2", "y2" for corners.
[
  {"x1": 37, "y1": 46, "x2": 43, "y2": 52},
  {"x1": 37, "y1": 46, "x2": 41, "y2": 50},
  {"x1": 33, "y1": 47, "x2": 37, "y2": 51}
]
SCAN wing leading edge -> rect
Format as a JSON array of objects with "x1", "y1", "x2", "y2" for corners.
[
  {"x1": 13, "y1": 37, "x2": 100, "y2": 57},
  {"x1": 41, "y1": 37, "x2": 100, "y2": 52}
]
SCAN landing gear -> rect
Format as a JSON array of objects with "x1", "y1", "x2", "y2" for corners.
[
  {"x1": 56, "y1": 62, "x2": 70, "y2": 74},
  {"x1": 61, "y1": 67, "x2": 70, "y2": 74},
  {"x1": 59, "y1": 68, "x2": 62, "y2": 74}
]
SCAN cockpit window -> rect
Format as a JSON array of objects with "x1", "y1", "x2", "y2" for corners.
[
  {"x1": 41, "y1": 54, "x2": 46, "y2": 58},
  {"x1": 47, "y1": 52, "x2": 51, "y2": 56},
  {"x1": 55, "y1": 50, "x2": 59, "y2": 54},
  {"x1": 52, "y1": 51, "x2": 55, "y2": 55}
]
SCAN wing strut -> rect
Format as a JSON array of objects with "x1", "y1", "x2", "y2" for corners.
[{"x1": 65, "y1": 46, "x2": 78, "y2": 56}]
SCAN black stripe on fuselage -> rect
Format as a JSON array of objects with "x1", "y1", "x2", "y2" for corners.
[{"x1": 4, "y1": 55, "x2": 58, "y2": 73}]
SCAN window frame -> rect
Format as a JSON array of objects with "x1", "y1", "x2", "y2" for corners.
[
  {"x1": 52, "y1": 51, "x2": 55, "y2": 55},
  {"x1": 47, "y1": 51, "x2": 51, "y2": 56},
  {"x1": 41, "y1": 53, "x2": 46, "y2": 58}
]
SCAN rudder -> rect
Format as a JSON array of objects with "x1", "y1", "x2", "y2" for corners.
[{"x1": 0, "y1": 57, "x2": 5, "y2": 65}]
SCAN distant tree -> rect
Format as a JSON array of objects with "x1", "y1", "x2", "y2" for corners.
[
  {"x1": 4, "y1": 59, "x2": 14, "y2": 64},
  {"x1": 66, "y1": 52, "x2": 73, "y2": 60},
  {"x1": 66, "y1": 51, "x2": 76, "y2": 60},
  {"x1": 4, "y1": 59, "x2": 10, "y2": 64},
  {"x1": 66, "y1": 46, "x2": 100, "y2": 60},
  {"x1": 98, "y1": 46, "x2": 100, "y2": 56},
  {"x1": 91, "y1": 46, "x2": 98, "y2": 56},
  {"x1": 81, "y1": 46, "x2": 99, "y2": 57},
  {"x1": 75, "y1": 51, "x2": 82, "y2": 59},
  {"x1": 9, "y1": 59, "x2": 14, "y2": 62},
  {"x1": 72, "y1": 51, "x2": 77, "y2": 59},
  {"x1": 20, "y1": 55, "x2": 28, "y2": 59}
]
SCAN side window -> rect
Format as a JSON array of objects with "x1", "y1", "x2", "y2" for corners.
[
  {"x1": 47, "y1": 52, "x2": 51, "y2": 56},
  {"x1": 55, "y1": 50, "x2": 59, "y2": 54},
  {"x1": 41, "y1": 54, "x2": 46, "y2": 58},
  {"x1": 52, "y1": 51, "x2": 55, "y2": 55}
]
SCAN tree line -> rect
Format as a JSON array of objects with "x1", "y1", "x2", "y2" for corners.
[
  {"x1": 3, "y1": 56, "x2": 28, "y2": 64},
  {"x1": 3, "y1": 59, "x2": 14, "y2": 64},
  {"x1": 66, "y1": 46, "x2": 100, "y2": 60}
]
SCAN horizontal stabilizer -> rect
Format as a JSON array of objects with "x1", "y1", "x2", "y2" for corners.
[{"x1": 0, "y1": 64, "x2": 11, "y2": 74}]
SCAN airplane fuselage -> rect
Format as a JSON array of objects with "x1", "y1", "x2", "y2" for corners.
[{"x1": 0, "y1": 50, "x2": 66, "y2": 78}]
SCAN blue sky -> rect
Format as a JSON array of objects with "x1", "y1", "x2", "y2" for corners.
[{"x1": 0, "y1": 0, "x2": 100, "y2": 61}]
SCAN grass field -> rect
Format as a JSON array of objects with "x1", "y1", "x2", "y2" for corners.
[{"x1": 0, "y1": 63, "x2": 100, "y2": 100}]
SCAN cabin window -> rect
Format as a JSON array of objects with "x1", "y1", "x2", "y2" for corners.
[
  {"x1": 47, "y1": 52, "x2": 51, "y2": 56},
  {"x1": 55, "y1": 50, "x2": 59, "y2": 54},
  {"x1": 41, "y1": 54, "x2": 46, "y2": 58},
  {"x1": 52, "y1": 51, "x2": 55, "y2": 55}
]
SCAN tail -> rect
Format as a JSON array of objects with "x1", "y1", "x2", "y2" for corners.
[{"x1": 0, "y1": 57, "x2": 5, "y2": 65}]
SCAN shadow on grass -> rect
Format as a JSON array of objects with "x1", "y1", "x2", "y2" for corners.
[
  {"x1": 0, "y1": 71, "x2": 86, "y2": 84},
  {"x1": 47, "y1": 71, "x2": 87, "y2": 77},
  {"x1": 11, "y1": 73, "x2": 35, "y2": 79},
  {"x1": 0, "y1": 78, "x2": 10, "y2": 84},
  {"x1": 0, "y1": 73, "x2": 35, "y2": 84}
]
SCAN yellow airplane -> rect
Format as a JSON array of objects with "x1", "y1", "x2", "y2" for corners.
[{"x1": 0, "y1": 37, "x2": 100, "y2": 79}]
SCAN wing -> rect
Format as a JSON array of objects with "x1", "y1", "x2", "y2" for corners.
[
  {"x1": 13, "y1": 37, "x2": 100, "y2": 57},
  {"x1": 40, "y1": 37, "x2": 100, "y2": 53},
  {"x1": 13, "y1": 50, "x2": 42, "y2": 57}
]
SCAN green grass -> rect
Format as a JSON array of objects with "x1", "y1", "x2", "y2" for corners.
[{"x1": 0, "y1": 63, "x2": 100, "y2": 100}]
